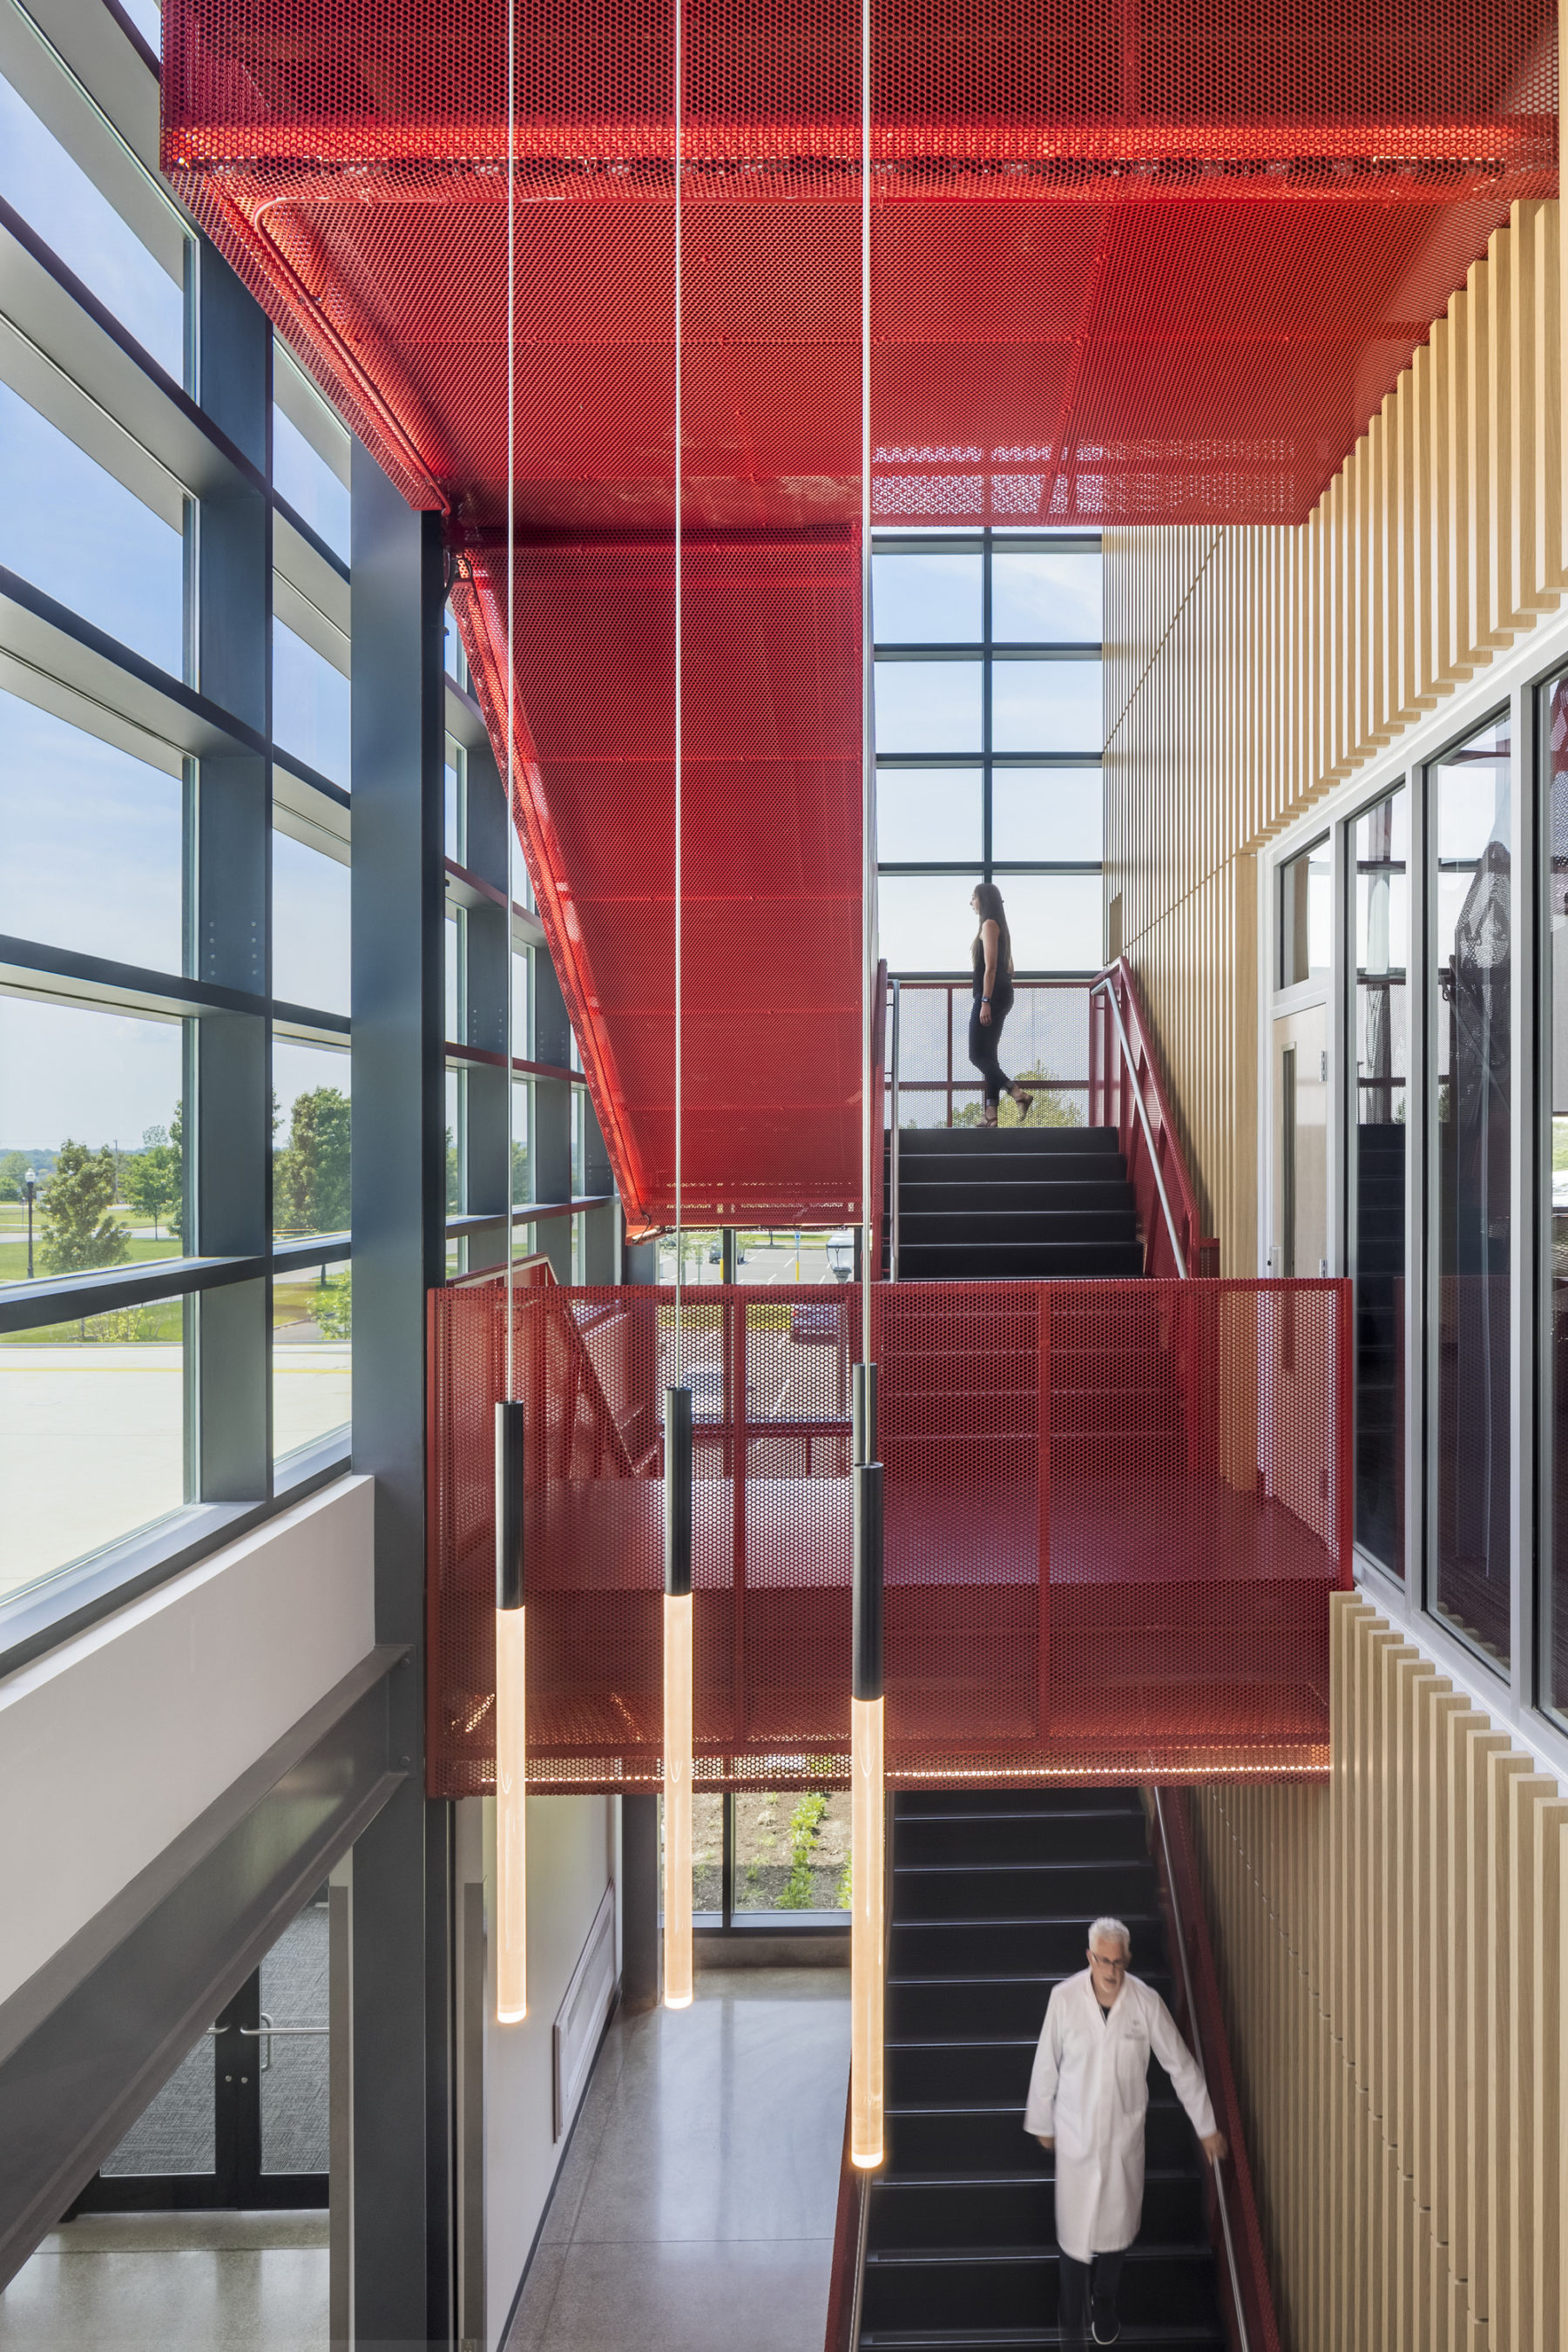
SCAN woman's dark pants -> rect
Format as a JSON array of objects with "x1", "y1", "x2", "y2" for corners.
[
  {"x1": 1058, "y1": 2248, "x2": 1125, "y2": 2349},
  {"x1": 967, "y1": 990, "x2": 1014, "y2": 1106}
]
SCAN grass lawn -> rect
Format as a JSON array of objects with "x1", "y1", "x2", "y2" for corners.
[{"x1": 0, "y1": 1230, "x2": 183, "y2": 1284}]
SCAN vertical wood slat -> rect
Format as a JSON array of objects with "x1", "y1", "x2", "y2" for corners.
[
  {"x1": 1189, "y1": 1596, "x2": 1566, "y2": 2352},
  {"x1": 1104, "y1": 200, "x2": 1563, "y2": 1274}
]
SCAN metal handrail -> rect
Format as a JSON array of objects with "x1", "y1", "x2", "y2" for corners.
[
  {"x1": 889, "y1": 977, "x2": 902, "y2": 1282},
  {"x1": 1088, "y1": 972, "x2": 1188, "y2": 1279},
  {"x1": 1152, "y1": 1789, "x2": 1248, "y2": 2352}
]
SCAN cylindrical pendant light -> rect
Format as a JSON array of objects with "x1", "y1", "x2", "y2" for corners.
[
  {"x1": 496, "y1": 1398, "x2": 528, "y2": 2023},
  {"x1": 850, "y1": 1364, "x2": 885, "y2": 2168},
  {"x1": 663, "y1": 1382, "x2": 694, "y2": 2007}
]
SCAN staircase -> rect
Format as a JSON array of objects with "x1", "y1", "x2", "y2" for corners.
[
  {"x1": 890, "y1": 1129, "x2": 1144, "y2": 1280},
  {"x1": 859, "y1": 1787, "x2": 1227, "y2": 2352}
]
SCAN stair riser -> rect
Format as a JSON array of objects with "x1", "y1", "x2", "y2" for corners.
[
  {"x1": 867, "y1": 2172, "x2": 1207, "y2": 2253},
  {"x1": 884, "y1": 2099, "x2": 1201, "y2": 2175},
  {"x1": 889, "y1": 1970, "x2": 1174, "y2": 2039},
  {"x1": 861, "y1": 2250, "x2": 1221, "y2": 2332},
  {"x1": 896, "y1": 1811, "x2": 1151, "y2": 1866}
]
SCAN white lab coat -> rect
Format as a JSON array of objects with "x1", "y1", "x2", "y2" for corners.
[{"x1": 1023, "y1": 1969, "x2": 1216, "y2": 2262}]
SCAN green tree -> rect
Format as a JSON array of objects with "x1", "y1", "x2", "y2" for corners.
[
  {"x1": 314, "y1": 1267, "x2": 352, "y2": 1341},
  {"x1": 952, "y1": 1064, "x2": 1084, "y2": 1131},
  {"x1": 37, "y1": 1140, "x2": 131, "y2": 1276},
  {"x1": 510, "y1": 1138, "x2": 530, "y2": 1206},
  {"x1": 446, "y1": 1125, "x2": 460, "y2": 1213},
  {"x1": 275, "y1": 1088, "x2": 351, "y2": 1235},
  {"x1": 0, "y1": 1149, "x2": 30, "y2": 1202},
  {"x1": 125, "y1": 1124, "x2": 180, "y2": 1239}
]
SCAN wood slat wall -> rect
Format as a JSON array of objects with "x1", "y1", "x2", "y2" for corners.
[
  {"x1": 1102, "y1": 198, "x2": 1566, "y2": 1274},
  {"x1": 1190, "y1": 1592, "x2": 1568, "y2": 2351}
]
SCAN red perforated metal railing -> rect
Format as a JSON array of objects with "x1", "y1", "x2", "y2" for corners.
[
  {"x1": 163, "y1": 0, "x2": 1553, "y2": 1233},
  {"x1": 1090, "y1": 959, "x2": 1219, "y2": 1280},
  {"x1": 426, "y1": 1274, "x2": 1352, "y2": 1794}
]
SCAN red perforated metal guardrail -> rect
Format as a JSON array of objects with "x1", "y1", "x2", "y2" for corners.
[{"x1": 426, "y1": 1275, "x2": 1352, "y2": 1794}]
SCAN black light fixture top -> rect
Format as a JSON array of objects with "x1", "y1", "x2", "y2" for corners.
[
  {"x1": 496, "y1": 1398, "x2": 525, "y2": 1612},
  {"x1": 665, "y1": 1384, "x2": 693, "y2": 1598}
]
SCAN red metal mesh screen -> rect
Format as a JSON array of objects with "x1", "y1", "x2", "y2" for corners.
[
  {"x1": 426, "y1": 1274, "x2": 1352, "y2": 1794},
  {"x1": 164, "y1": 0, "x2": 1551, "y2": 1226}
]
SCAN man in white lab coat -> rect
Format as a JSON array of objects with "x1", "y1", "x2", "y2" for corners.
[{"x1": 1024, "y1": 1916, "x2": 1227, "y2": 2348}]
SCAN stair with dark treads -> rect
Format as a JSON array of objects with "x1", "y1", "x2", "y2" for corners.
[
  {"x1": 860, "y1": 1787, "x2": 1227, "y2": 2352},
  {"x1": 892, "y1": 1127, "x2": 1144, "y2": 1280}
]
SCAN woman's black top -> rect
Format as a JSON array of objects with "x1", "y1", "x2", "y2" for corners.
[{"x1": 972, "y1": 931, "x2": 1015, "y2": 1008}]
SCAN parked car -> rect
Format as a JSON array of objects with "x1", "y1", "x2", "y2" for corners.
[{"x1": 707, "y1": 1236, "x2": 747, "y2": 1264}]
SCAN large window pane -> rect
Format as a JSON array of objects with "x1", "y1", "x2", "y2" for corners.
[
  {"x1": 0, "y1": 73, "x2": 183, "y2": 379},
  {"x1": 273, "y1": 409, "x2": 350, "y2": 559},
  {"x1": 991, "y1": 549, "x2": 1101, "y2": 644},
  {"x1": 733, "y1": 1788, "x2": 850, "y2": 1915},
  {"x1": 875, "y1": 768, "x2": 982, "y2": 864},
  {"x1": 871, "y1": 551, "x2": 983, "y2": 644},
  {"x1": 1280, "y1": 835, "x2": 1331, "y2": 985},
  {"x1": 874, "y1": 662, "x2": 983, "y2": 754},
  {"x1": 1543, "y1": 679, "x2": 1568, "y2": 1720},
  {"x1": 1350, "y1": 785, "x2": 1409, "y2": 1579},
  {"x1": 996, "y1": 873, "x2": 1103, "y2": 971},
  {"x1": 274, "y1": 1038, "x2": 349, "y2": 1240},
  {"x1": 0, "y1": 382, "x2": 184, "y2": 674},
  {"x1": 991, "y1": 659, "x2": 1101, "y2": 754},
  {"x1": 877, "y1": 874, "x2": 982, "y2": 974},
  {"x1": 0, "y1": 997, "x2": 184, "y2": 1290},
  {"x1": 273, "y1": 619, "x2": 350, "y2": 787},
  {"x1": 273, "y1": 1257, "x2": 351, "y2": 1463},
  {"x1": 273, "y1": 828, "x2": 349, "y2": 1015},
  {"x1": 0, "y1": 692, "x2": 183, "y2": 972},
  {"x1": 0, "y1": 1303, "x2": 187, "y2": 1603},
  {"x1": 1430, "y1": 713, "x2": 1511, "y2": 1666},
  {"x1": 991, "y1": 767, "x2": 1103, "y2": 863}
]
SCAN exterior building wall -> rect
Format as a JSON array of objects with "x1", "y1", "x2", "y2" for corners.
[
  {"x1": 1104, "y1": 197, "x2": 1566, "y2": 1272},
  {"x1": 1190, "y1": 1592, "x2": 1568, "y2": 2352}
]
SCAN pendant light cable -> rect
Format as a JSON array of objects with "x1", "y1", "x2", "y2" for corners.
[
  {"x1": 860, "y1": 0, "x2": 873, "y2": 1365},
  {"x1": 504, "y1": 0, "x2": 517, "y2": 1398},
  {"x1": 672, "y1": 0, "x2": 683, "y2": 1381}
]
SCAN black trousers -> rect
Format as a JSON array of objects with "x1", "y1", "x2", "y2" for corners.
[
  {"x1": 966, "y1": 989, "x2": 1015, "y2": 1105},
  {"x1": 1058, "y1": 2247, "x2": 1125, "y2": 2349}
]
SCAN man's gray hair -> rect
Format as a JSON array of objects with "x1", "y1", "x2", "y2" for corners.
[{"x1": 1088, "y1": 1916, "x2": 1132, "y2": 1957}]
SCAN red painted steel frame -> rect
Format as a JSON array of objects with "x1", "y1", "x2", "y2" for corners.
[
  {"x1": 425, "y1": 1275, "x2": 1354, "y2": 1795},
  {"x1": 163, "y1": 0, "x2": 1552, "y2": 1231}
]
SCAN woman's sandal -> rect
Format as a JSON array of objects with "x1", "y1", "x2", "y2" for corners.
[
  {"x1": 983, "y1": 1102, "x2": 999, "y2": 1128},
  {"x1": 1011, "y1": 1088, "x2": 1035, "y2": 1120}
]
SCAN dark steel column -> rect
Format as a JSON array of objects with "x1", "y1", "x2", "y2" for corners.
[{"x1": 349, "y1": 445, "x2": 453, "y2": 2352}]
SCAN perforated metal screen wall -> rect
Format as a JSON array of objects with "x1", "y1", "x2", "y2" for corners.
[
  {"x1": 426, "y1": 1275, "x2": 1352, "y2": 1794},
  {"x1": 164, "y1": 0, "x2": 1553, "y2": 1230}
]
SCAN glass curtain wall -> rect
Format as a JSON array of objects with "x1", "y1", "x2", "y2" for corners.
[
  {"x1": 872, "y1": 535, "x2": 1104, "y2": 977},
  {"x1": 1349, "y1": 787, "x2": 1409, "y2": 1577},
  {"x1": 1541, "y1": 675, "x2": 1568, "y2": 1722},
  {"x1": 1429, "y1": 713, "x2": 1512, "y2": 1665}
]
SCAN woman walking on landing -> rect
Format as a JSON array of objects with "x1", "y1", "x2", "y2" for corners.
[{"x1": 970, "y1": 882, "x2": 1034, "y2": 1127}]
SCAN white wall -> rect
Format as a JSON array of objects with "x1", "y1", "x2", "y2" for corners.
[
  {"x1": 467, "y1": 1791, "x2": 617, "y2": 2349},
  {"x1": 0, "y1": 1476, "x2": 375, "y2": 2009}
]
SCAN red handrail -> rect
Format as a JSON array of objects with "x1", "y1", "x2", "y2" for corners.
[{"x1": 1090, "y1": 958, "x2": 1219, "y2": 1279}]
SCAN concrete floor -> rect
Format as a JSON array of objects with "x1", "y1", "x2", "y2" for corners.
[
  {"x1": 0, "y1": 2213, "x2": 328, "y2": 2350},
  {"x1": 505, "y1": 1966, "x2": 850, "y2": 2352}
]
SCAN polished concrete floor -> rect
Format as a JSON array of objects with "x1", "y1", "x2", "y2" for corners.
[
  {"x1": 505, "y1": 1966, "x2": 850, "y2": 2352},
  {"x1": 0, "y1": 2213, "x2": 328, "y2": 2349}
]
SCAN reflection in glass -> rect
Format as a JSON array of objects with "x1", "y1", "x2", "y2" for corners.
[
  {"x1": 991, "y1": 768, "x2": 1103, "y2": 863},
  {"x1": 273, "y1": 829, "x2": 349, "y2": 1014},
  {"x1": 1544, "y1": 680, "x2": 1568, "y2": 1720},
  {"x1": 991, "y1": 660, "x2": 1101, "y2": 754},
  {"x1": 1279, "y1": 836, "x2": 1331, "y2": 984},
  {"x1": 0, "y1": 692, "x2": 183, "y2": 973},
  {"x1": 999, "y1": 874, "x2": 1104, "y2": 970},
  {"x1": 991, "y1": 550, "x2": 1101, "y2": 643},
  {"x1": 875, "y1": 768, "x2": 983, "y2": 864},
  {"x1": 273, "y1": 619, "x2": 350, "y2": 786},
  {"x1": 0, "y1": 73, "x2": 184, "y2": 379},
  {"x1": 1350, "y1": 786, "x2": 1408, "y2": 1578},
  {"x1": 877, "y1": 874, "x2": 983, "y2": 973},
  {"x1": 273, "y1": 1260, "x2": 351, "y2": 1463},
  {"x1": 0, "y1": 1307, "x2": 186, "y2": 1601},
  {"x1": 260, "y1": 1895, "x2": 330, "y2": 2173},
  {"x1": 511, "y1": 1077, "x2": 531, "y2": 1206},
  {"x1": 273, "y1": 409, "x2": 350, "y2": 558},
  {"x1": 0, "y1": 997, "x2": 185, "y2": 1289},
  {"x1": 0, "y1": 383, "x2": 184, "y2": 675},
  {"x1": 273, "y1": 1037, "x2": 350, "y2": 1239},
  {"x1": 1430, "y1": 715, "x2": 1511, "y2": 1664},
  {"x1": 445, "y1": 740, "x2": 464, "y2": 864},
  {"x1": 874, "y1": 661, "x2": 983, "y2": 754},
  {"x1": 871, "y1": 551, "x2": 983, "y2": 643}
]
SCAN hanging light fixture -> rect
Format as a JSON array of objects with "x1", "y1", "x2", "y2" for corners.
[
  {"x1": 496, "y1": 1398, "x2": 528, "y2": 2022},
  {"x1": 663, "y1": 1382, "x2": 694, "y2": 2006},
  {"x1": 850, "y1": 1364, "x2": 885, "y2": 2168}
]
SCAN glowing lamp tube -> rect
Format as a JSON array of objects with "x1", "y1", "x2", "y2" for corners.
[
  {"x1": 664, "y1": 1386, "x2": 694, "y2": 2009},
  {"x1": 851, "y1": 1365, "x2": 885, "y2": 2169},
  {"x1": 496, "y1": 1400, "x2": 527, "y2": 2024}
]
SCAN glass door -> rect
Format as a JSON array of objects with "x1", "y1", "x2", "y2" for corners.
[{"x1": 1348, "y1": 784, "x2": 1409, "y2": 1578}]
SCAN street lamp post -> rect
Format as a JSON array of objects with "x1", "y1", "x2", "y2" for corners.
[{"x1": 24, "y1": 1168, "x2": 36, "y2": 1280}]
